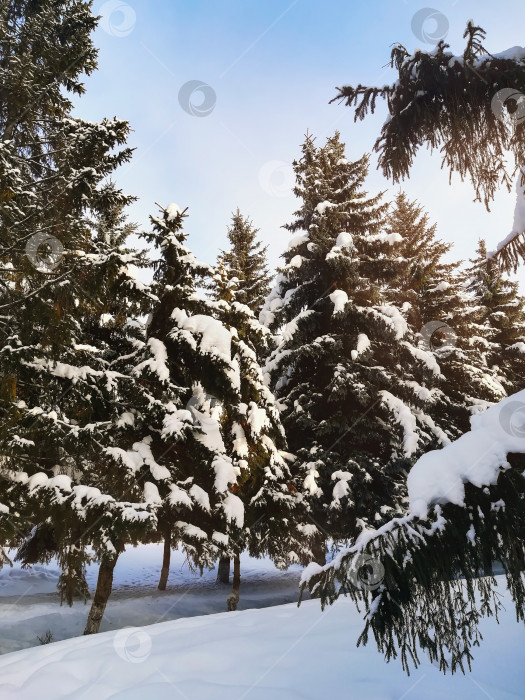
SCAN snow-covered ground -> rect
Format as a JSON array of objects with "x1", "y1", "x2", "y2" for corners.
[
  {"x1": 0, "y1": 545, "x2": 524, "y2": 698},
  {"x1": 0, "y1": 572, "x2": 523, "y2": 699},
  {"x1": 0, "y1": 544, "x2": 310, "y2": 656}
]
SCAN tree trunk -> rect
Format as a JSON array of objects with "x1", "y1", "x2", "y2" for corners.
[
  {"x1": 158, "y1": 531, "x2": 172, "y2": 591},
  {"x1": 83, "y1": 554, "x2": 118, "y2": 635},
  {"x1": 311, "y1": 536, "x2": 327, "y2": 566},
  {"x1": 227, "y1": 553, "x2": 241, "y2": 611},
  {"x1": 2, "y1": 110, "x2": 17, "y2": 142},
  {"x1": 216, "y1": 555, "x2": 231, "y2": 584},
  {"x1": 483, "y1": 560, "x2": 493, "y2": 577}
]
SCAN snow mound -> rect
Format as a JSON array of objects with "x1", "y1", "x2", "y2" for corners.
[
  {"x1": 408, "y1": 388, "x2": 525, "y2": 517},
  {"x1": 0, "y1": 589, "x2": 523, "y2": 699},
  {"x1": 165, "y1": 203, "x2": 181, "y2": 222},
  {"x1": 329, "y1": 289, "x2": 348, "y2": 314}
]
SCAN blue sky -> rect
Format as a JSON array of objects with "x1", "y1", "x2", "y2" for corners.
[{"x1": 74, "y1": 0, "x2": 525, "y2": 283}]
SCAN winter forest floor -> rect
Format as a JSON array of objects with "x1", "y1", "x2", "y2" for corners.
[
  {"x1": 0, "y1": 545, "x2": 523, "y2": 698},
  {"x1": 0, "y1": 544, "x2": 310, "y2": 656}
]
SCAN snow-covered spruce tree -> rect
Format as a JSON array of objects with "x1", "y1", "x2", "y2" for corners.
[
  {"x1": 301, "y1": 393, "x2": 525, "y2": 674},
  {"x1": 386, "y1": 192, "x2": 506, "y2": 440},
  {"x1": 466, "y1": 239, "x2": 525, "y2": 394},
  {"x1": 217, "y1": 209, "x2": 272, "y2": 316},
  {"x1": 0, "y1": 0, "x2": 158, "y2": 612},
  {"x1": 262, "y1": 133, "x2": 449, "y2": 556},
  {"x1": 384, "y1": 192, "x2": 452, "y2": 328},
  {"x1": 125, "y1": 205, "x2": 244, "y2": 597},
  {"x1": 299, "y1": 22, "x2": 525, "y2": 673},
  {"x1": 0, "y1": 0, "x2": 97, "y2": 140},
  {"x1": 2, "y1": 199, "x2": 160, "y2": 635},
  {"x1": 330, "y1": 21, "x2": 525, "y2": 269},
  {"x1": 214, "y1": 210, "x2": 275, "y2": 583},
  {"x1": 0, "y1": 0, "x2": 99, "y2": 303},
  {"x1": 211, "y1": 252, "x2": 276, "y2": 584},
  {"x1": 8, "y1": 197, "x2": 161, "y2": 599},
  {"x1": 211, "y1": 262, "x2": 315, "y2": 607}
]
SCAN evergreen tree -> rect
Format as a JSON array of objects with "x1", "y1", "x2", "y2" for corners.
[
  {"x1": 211, "y1": 262, "x2": 315, "y2": 608},
  {"x1": 0, "y1": 0, "x2": 98, "y2": 142},
  {"x1": 262, "y1": 133, "x2": 449, "y2": 554},
  {"x1": 126, "y1": 204, "x2": 245, "y2": 602},
  {"x1": 301, "y1": 406, "x2": 525, "y2": 675},
  {"x1": 384, "y1": 192, "x2": 450, "y2": 326},
  {"x1": 218, "y1": 209, "x2": 272, "y2": 315},
  {"x1": 466, "y1": 239, "x2": 525, "y2": 394},
  {"x1": 6, "y1": 201, "x2": 158, "y2": 632},
  {"x1": 0, "y1": 0, "x2": 165, "y2": 632},
  {"x1": 302, "y1": 22, "x2": 525, "y2": 674},
  {"x1": 387, "y1": 192, "x2": 507, "y2": 441},
  {"x1": 330, "y1": 21, "x2": 525, "y2": 269}
]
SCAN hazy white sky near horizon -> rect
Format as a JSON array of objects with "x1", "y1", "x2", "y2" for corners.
[{"x1": 74, "y1": 0, "x2": 525, "y2": 286}]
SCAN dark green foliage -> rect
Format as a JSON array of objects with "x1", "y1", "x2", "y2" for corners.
[
  {"x1": 467, "y1": 239, "x2": 525, "y2": 394},
  {"x1": 263, "y1": 134, "x2": 449, "y2": 547},
  {"x1": 211, "y1": 263, "x2": 314, "y2": 570},
  {"x1": 301, "y1": 460, "x2": 525, "y2": 675},
  {"x1": 127, "y1": 204, "x2": 242, "y2": 570},
  {"x1": 0, "y1": 0, "x2": 98, "y2": 142},
  {"x1": 331, "y1": 21, "x2": 525, "y2": 269},
  {"x1": 0, "y1": 0, "x2": 154, "y2": 606},
  {"x1": 387, "y1": 192, "x2": 507, "y2": 441},
  {"x1": 298, "y1": 23, "x2": 525, "y2": 672},
  {"x1": 218, "y1": 209, "x2": 272, "y2": 315},
  {"x1": 2, "y1": 2, "x2": 524, "y2": 664}
]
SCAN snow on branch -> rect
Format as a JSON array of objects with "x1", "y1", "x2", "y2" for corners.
[
  {"x1": 330, "y1": 21, "x2": 525, "y2": 218},
  {"x1": 407, "y1": 390, "x2": 525, "y2": 517},
  {"x1": 487, "y1": 168, "x2": 525, "y2": 272},
  {"x1": 380, "y1": 391, "x2": 418, "y2": 457},
  {"x1": 302, "y1": 387, "x2": 525, "y2": 587}
]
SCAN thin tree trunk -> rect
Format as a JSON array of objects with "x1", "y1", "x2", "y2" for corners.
[
  {"x1": 483, "y1": 559, "x2": 493, "y2": 577},
  {"x1": 2, "y1": 111, "x2": 17, "y2": 142},
  {"x1": 158, "y1": 530, "x2": 172, "y2": 591},
  {"x1": 216, "y1": 555, "x2": 231, "y2": 584},
  {"x1": 83, "y1": 554, "x2": 118, "y2": 635},
  {"x1": 227, "y1": 553, "x2": 241, "y2": 611},
  {"x1": 311, "y1": 536, "x2": 327, "y2": 566}
]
